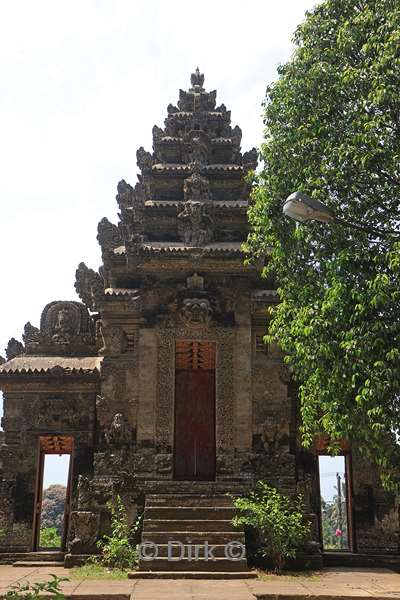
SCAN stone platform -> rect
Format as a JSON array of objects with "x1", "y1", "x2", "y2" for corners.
[{"x1": 0, "y1": 566, "x2": 399, "y2": 600}]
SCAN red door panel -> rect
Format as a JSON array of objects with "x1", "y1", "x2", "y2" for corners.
[{"x1": 174, "y1": 341, "x2": 216, "y2": 481}]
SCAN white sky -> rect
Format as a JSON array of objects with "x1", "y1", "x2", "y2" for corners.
[
  {"x1": 0, "y1": 1, "x2": 320, "y2": 483},
  {"x1": 319, "y1": 455, "x2": 347, "y2": 502},
  {"x1": 43, "y1": 454, "x2": 70, "y2": 489}
]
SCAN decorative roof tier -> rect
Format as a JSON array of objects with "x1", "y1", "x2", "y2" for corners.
[{"x1": 83, "y1": 70, "x2": 258, "y2": 290}]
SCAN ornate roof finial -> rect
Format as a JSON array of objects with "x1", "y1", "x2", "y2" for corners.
[{"x1": 190, "y1": 67, "x2": 204, "y2": 90}]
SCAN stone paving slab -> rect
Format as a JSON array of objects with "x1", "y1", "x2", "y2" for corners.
[{"x1": 0, "y1": 566, "x2": 399, "y2": 600}]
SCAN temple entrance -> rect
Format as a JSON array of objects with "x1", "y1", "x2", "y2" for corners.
[
  {"x1": 33, "y1": 436, "x2": 73, "y2": 551},
  {"x1": 174, "y1": 340, "x2": 216, "y2": 481}
]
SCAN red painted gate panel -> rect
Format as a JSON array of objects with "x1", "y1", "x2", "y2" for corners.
[{"x1": 174, "y1": 341, "x2": 216, "y2": 481}]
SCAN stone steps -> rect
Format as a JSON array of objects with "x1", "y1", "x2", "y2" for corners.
[
  {"x1": 142, "y1": 531, "x2": 245, "y2": 544},
  {"x1": 134, "y1": 492, "x2": 254, "y2": 578},
  {"x1": 128, "y1": 570, "x2": 256, "y2": 579},
  {"x1": 139, "y1": 557, "x2": 248, "y2": 572},
  {"x1": 144, "y1": 506, "x2": 235, "y2": 520},
  {"x1": 142, "y1": 481, "x2": 252, "y2": 496},
  {"x1": 144, "y1": 519, "x2": 236, "y2": 532},
  {"x1": 13, "y1": 560, "x2": 64, "y2": 567},
  {"x1": 146, "y1": 543, "x2": 240, "y2": 558},
  {"x1": 8, "y1": 551, "x2": 65, "y2": 567},
  {"x1": 146, "y1": 494, "x2": 233, "y2": 507}
]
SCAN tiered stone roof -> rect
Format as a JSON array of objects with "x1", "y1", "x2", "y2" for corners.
[{"x1": 95, "y1": 69, "x2": 257, "y2": 277}]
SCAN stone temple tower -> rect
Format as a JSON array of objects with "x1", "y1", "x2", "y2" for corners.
[{"x1": 0, "y1": 70, "x2": 397, "y2": 573}]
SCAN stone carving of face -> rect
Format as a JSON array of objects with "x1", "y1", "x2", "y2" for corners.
[{"x1": 181, "y1": 297, "x2": 212, "y2": 328}]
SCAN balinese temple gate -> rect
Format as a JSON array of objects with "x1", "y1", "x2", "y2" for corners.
[{"x1": 0, "y1": 70, "x2": 398, "y2": 573}]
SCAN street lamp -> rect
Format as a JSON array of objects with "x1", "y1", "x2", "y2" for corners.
[{"x1": 283, "y1": 191, "x2": 400, "y2": 238}]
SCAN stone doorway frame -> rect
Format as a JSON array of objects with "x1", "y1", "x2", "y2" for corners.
[
  {"x1": 315, "y1": 437, "x2": 355, "y2": 553},
  {"x1": 32, "y1": 435, "x2": 74, "y2": 552},
  {"x1": 156, "y1": 325, "x2": 235, "y2": 476}
]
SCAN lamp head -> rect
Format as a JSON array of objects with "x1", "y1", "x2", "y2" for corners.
[{"x1": 283, "y1": 192, "x2": 336, "y2": 224}]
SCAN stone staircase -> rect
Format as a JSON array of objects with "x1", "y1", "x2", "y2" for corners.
[
  {"x1": 0, "y1": 551, "x2": 65, "y2": 567},
  {"x1": 129, "y1": 493, "x2": 256, "y2": 579}
]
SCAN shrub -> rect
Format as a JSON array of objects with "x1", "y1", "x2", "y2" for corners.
[
  {"x1": 4, "y1": 574, "x2": 68, "y2": 600},
  {"x1": 232, "y1": 481, "x2": 311, "y2": 573},
  {"x1": 96, "y1": 495, "x2": 141, "y2": 569}
]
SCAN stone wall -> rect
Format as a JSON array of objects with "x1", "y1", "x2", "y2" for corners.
[{"x1": 352, "y1": 449, "x2": 399, "y2": 553}]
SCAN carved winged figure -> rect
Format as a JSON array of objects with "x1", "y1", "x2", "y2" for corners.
[{"x1": 177, "y1": 201, "x2": 213, "y2": 246}]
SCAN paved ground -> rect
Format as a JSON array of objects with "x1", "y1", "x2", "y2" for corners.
[{"x1": 0, "y1": 566, "x2": 400, "y2": 600}]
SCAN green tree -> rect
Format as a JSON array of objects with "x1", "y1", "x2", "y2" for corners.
[
  {"x1": 248, "y1": 0, "x2": 400, "y2": 490},
  {"x1": 41, "y1": 485, "x2": 66, "y2": 534}
]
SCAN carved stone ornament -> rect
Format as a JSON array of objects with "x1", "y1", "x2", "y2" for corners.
[
  {"x1": 183, "y1": 170, "x2": 211, "y2": 203},
  {"x1": 182, "y1": 131, "x2": 211, "y2": 166},
  {"x1": 152, "y1": 125, "x2": 165, "y2": 142},
  {"x1": 69, "y1": 511, "x2": 99, "y2": 553},
  {"x1": 190, "y1": 67, "x2": 205, "y2": 90},
  {"x1": 42, "y1": 302, "x2": 76, "y2": 343},
  {"x1": 116, "y1": 180, "x2": 146, "y2": 252},
  {"x1": 242, "y1": 147, "x2": 258, "y2": 172},
  {"x1": 97, "y1": 217, "x2": 122, "y2": 251},
  {"x1": 136, "y1": 146, "x2": 153, "y2": 172},
  {"x1": 39, "y1": 300, "x2": 95, "y2": 351},
  {"x1": 180, "y1": 297, "x2": 212, "y2": 328},
  {"x1": 186, "y1": 272, "x2": 204, "y2": 291},
  {"x1": 156, "y1": 326, "x2": 235, "y2": 453},
  {"x1": 22, "y1": 322, "x2": 41, "y2": 351},
  {"x1": 77, "y1": 475, "x2": 92, "y2": 510},
  {"x1": 116, "y1": 179, "x2": 134, "y2": 210},
  {"x1": 177, "y1": 201, "x2": 213, "y2": 246},
  {"x1": 105, "y1": 413, "x2": 131, "y2": 447},
  {"x1": 5, "y1": 338, "x2": 24, "y2": 360},
  {"x1": 231, "y1": 125, "x2": 242, "y2": 147},
  {"x1": 96, "y1": 321, "x2": 127, "y2": 356},
  {"x1": 75, "y1": 262, "x2": 104, "y2": 312}
]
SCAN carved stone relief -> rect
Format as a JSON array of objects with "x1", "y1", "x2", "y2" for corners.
[
  {"x1": 69, "y1": 511, "x2": 99, "y2": 553},
  {"x1": 105, "y1": 413, "x2": 131, "y2": 448},
  {"x1": 156, "y1": 324, "x2": 234, "y2": 454},
  {"x1": 177, "y1": 201, "x2": 213, "y2": 246},
  {"x1": 183, "y1": 170, "x2": 211, "y2": 203},
  {"x1": 97, "y1": 321, "x2": 127, "y2": 356},
  {"x1": 75, "y1": 263, "x2": 104, "y2": 312},
  {"x1": 5, "y1": 338, "x2": 24, "y2": 360},
  {"x1": 97, "y1": 217, "x2": 122, "y2": 251},
  {"x1": 179, "y1": 298, "x2": 212, "y2": 328}
]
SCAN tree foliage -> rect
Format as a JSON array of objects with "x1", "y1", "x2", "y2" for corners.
[
  {"x1": 40, "y1": 485, "x2": 66, "y2": 534},
  {"x1": 248, "y1": 0, "x2": 400, "y2": 489}
]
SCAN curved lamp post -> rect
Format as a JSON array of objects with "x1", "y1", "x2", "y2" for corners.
[{"x1": 283, "y1": 191, "x2": 400, "y2": 238}]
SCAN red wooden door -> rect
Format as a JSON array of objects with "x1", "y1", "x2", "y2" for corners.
[{"x1": 174, "y1": 341, "x2": 216, "y2": 481}]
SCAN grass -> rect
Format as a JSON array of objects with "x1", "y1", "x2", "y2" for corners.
[
  {"x1": 257, "y1": 570, "x2": 323, "y2": 581},
  {"x1": 70, "y1": 562, "x2": 130, "y2": 580}
]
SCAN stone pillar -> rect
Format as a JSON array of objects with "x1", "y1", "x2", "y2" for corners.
[{"x1": 137, "y1": 328, "x2": 157, "y2": 446}]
